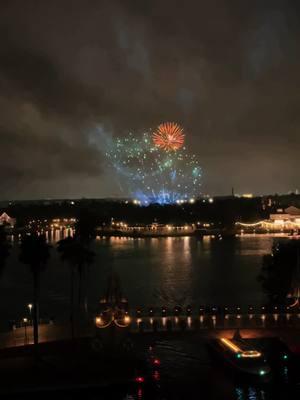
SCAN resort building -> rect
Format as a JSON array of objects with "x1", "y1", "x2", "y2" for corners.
[
  {"x1": 237, "y1": 206, "x2": 300, "y2": 232},
  {"x1": 0, "y1": 212, "x2": 16, "y2": 227},
  {"x1": 269, "y1": 206, "x2": 300, "y2": 226}
]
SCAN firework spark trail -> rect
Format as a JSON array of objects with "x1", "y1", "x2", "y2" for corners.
[
  {"x1": 152, "y1": 122, "x2": 185, "y2": 151},
  {"x1": 105, "y1": 126, "x2": 201, "y2": 204}
]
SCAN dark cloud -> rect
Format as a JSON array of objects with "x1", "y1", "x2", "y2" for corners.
[{"x1": 0, "y1": 0, "x2": 299, "y2": 199}]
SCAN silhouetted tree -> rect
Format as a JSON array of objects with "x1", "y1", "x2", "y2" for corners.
[
  {"x1": 57, "y1": 236, "x2": 94, "y2": 336},
  {"x1": 74, "y1": 209, "x2": 97, "y2": 244},
  {"x1": 77, "y1": 243, "x2": 94, "y2": 316},
  {"x1": 0, "y1": 226, "x2": 10, "y2": 278},
  {"x1": 74, "y1": 210, "x2": 97, "y2": 314},
  {"x1": 57, "y1": 236, "x2": 77, "y2": 339},
  {"x1": 19, "y1": 234, "x2": 50, "y2": 354},
  {"x1": 258, "y1": 240, "x2": 300, "y2": 304}
]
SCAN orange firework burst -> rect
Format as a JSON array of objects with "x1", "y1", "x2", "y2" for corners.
[{"x1": 153, "y1": 122, "x2": 185, "y2": 151}]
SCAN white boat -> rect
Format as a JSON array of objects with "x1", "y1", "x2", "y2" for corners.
[{"x1": 209, "y1": 337, "x2": 271, "y2": 378}]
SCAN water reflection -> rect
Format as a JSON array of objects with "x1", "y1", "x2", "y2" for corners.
[
  {"x1": 0, "y1": 235, "x2": 274, "y2": 328},
  {"x1": 282, "y1": 365, "x2": 289, "y2": 384},
  {"x1": 8, "y1": 227, "x2": 75, "y2": 244},
  {"x1": 65, "y1": 235, "x2": 270, "y2": 311},
  {"x1": 235, "y1": 386, "x2": 267, "y2": 400}
]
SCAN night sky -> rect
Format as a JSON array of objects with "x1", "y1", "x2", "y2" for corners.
[{"x1": 1, "y1": 0, "x2": 299, "y2": 200}]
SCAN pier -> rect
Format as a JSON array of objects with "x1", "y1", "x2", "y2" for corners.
[{"x1": 2, "y1": 305, "x2": 300, "y2": 350}]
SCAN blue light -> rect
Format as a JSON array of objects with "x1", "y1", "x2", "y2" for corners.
[
  {"x1": 133, "y1": 189, "x2": 187, "y2": 205},
  {"x1": 103, "y1": 130, "x2": 202, "y2": 204}
]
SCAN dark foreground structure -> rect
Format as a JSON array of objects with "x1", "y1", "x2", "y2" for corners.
[{"x1": 2, "y1": 305, "x2": 300, "y2": 399}]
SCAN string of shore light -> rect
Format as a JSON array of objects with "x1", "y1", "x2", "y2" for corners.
[{"x1": 235, "y1": 221, "x2": 300, "y2": 227}]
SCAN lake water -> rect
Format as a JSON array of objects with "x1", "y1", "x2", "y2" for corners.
[{"x1": 0, "y1": 234, "x2": 280, "y2": 330}]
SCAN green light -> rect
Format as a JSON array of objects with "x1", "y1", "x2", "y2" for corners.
[
  {"x1": 283, "y1": 354, "x2": 288, "y2": 360},
  {"x1": 236, "y1": 353, "x2": 242, "y2": 358},
  {"x1": 259, "y1": 370, "x2": 266, "y2": 376}
]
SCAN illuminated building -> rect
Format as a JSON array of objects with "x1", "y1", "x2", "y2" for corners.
[
  {"x1": 0, "y1": 212, "x2": 16, "y2": 227},
  {"x1": 236, "y1": 206, "x2": 300, "y2": 232},
  {"x1": 269, "y1": 206, "x2": 300, "y2": 226}
]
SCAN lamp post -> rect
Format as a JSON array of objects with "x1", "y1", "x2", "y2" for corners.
[
  {"x1": 23, "y1": 318, "x2": 28, "y2": 345},
  {"x1": 27, "y1": 304, "x2": 33, "y2": 343},
  {"x1": 28, "y1": 303, "x2": 33, "y2": 321}
]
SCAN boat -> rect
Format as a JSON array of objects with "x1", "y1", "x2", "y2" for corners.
[
  {"x1": 92, "y1": 273, "x2": 160, "y2": 392},
  {"x1": 95, "y1": 272, "x2": 129, "y2": 329},
  {"x1": 93, "y1": 272, "x2": 132, "y2": 357},
  {"x1": 241, "y1": 337, "x2": 291, "y2": 367},
  {"x1": 209, "y1": 337, "x2": 271, "y2": 378}
]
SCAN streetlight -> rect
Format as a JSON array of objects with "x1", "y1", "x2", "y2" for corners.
[
  {"x1": 124, "y1": 315, "x2": 131, "y2": 324},
  {"x1": 28, "y1": 303, "x2": 33, "y2": 320},
  {"x1": 23, "y1": 318, "x2": 28, "y2": 345},
  {"x1": 27, "y1": 304, "x2": 33, "y2": 341}
]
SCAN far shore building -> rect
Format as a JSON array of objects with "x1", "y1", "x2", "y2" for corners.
[
  {"x1": 237, "y1": 206, "x2": 300, "y2": 232},
  {"x1": 269, "y1": 206, "x2": 300, "y2": 229},
  {"x1": 0, "y1": 212, "x2": 16, "y2": 227}
]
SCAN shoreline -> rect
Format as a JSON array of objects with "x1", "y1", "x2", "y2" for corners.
[
  {"x1": 95, "y1": 232, "x2": 297, "y2": 239},
  {"x1": 6, "y1": 226, "x2": 300, "y2": 239}
]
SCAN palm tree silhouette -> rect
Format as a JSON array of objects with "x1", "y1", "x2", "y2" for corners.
[
  {"x1": 0, "y1": 226, "x2": 10, "y2": 279},
  {"x1": 258, "y1": 240, "x2": 300, "y2": 304},
  {"x1": 74, "y1": 213, "x2": 96, "y2": 316},
  {"x1": 57, "y1": 235, "x2": 94, "y2": 335},
  {"x1": 19, "y1": 233, "x2": 50, "y2": 354}
]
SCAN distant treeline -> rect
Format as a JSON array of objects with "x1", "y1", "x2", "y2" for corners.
[{"x1": 3, "y1": 194, "x2": 300, "y2": 228}]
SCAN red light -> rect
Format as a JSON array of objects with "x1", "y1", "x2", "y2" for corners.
[
  {"x1": 135, "y1": 376, "x2": 145, "y2": 383},
  {"x1": 153, "y1": 358, "x2": 161, "y2": 366},
  {"x1": 153, "y1": 370, "x2": 160, "y2": 381}
]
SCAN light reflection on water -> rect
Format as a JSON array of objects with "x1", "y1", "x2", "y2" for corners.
[
  {"x1": 151, "y1": 337, "x2": 286, "y2": 400},
  {"x1": 93, "y1": 235, "x2": 273, "y2": 308},
  {"x1": 1, "y1": 233, "x2": 298, "y2": 399},
  {"x1": 0, "y1": 234, "x2": 276, "y2": 327},
  {"x1": 235, "y1": 386, "x2": 268, "y2": 400}
]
